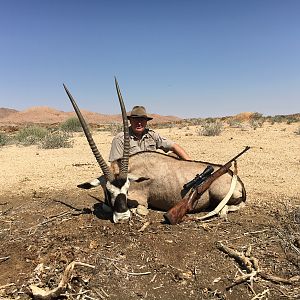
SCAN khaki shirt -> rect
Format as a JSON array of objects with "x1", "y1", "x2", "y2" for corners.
[{"x1": 109, "y1": 127, "x2": 174, "y2": 162}]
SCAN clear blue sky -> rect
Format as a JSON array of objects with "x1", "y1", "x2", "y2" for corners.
[{"x1": 0, "y1": 0, "x2": 299, "y2": 118}]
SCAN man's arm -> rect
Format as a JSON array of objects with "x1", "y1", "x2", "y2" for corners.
[{"x1": 170, "y1": 143, "x2": 191, "y2": 160}]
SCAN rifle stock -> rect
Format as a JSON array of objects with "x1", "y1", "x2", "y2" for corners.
[
  {"x1": 163, "y1": 146, "x2": 250, "y2": 225},
  {"x1": 163, "y1": 165, "x2": 230, "y2": 224}
]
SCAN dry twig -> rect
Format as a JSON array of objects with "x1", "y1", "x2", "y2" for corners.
[
  {"x1": 0, "y1": 256, "x2": 10, "y2": 263},
  {"x1": 216, "y1": 242, "x2": 254, "y2": 273},
  {"x1": 138, "y1": 221, "x2": 150, "y2": 232},
  {"x1": 250, "y1": 288, "x2": 270, "y2": 300},
  {"x1": 0, "y1": 283, "x2": 15, "y2": 290},
  {"x1": 29, "y1": 261, "x2": 95, "y2": 300},
  {"x1": 216, "y1": 242, "x2": 299, "y2": 290},
  {"x1": 112, "y1": 263, "x2": 151, "y2": 276}
]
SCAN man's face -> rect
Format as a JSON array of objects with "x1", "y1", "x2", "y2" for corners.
[{"x1": 129, "y1": 117, "x2": 148, "y2": 135}]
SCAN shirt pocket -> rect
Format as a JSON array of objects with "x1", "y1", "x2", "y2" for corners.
[{"x1": 145, "y1": 141, "x2": 157, "y2": 151}]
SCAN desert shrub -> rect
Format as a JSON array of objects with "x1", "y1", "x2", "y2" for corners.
[
  {"x1": 0, "y1": 133, "x2": 9, "y2": 146},
  {"x1": 108, "y1": 123, "x2": 123, "y2": 136},
  {"x1": 227, "y1": 119, "x2": 243, "y2": 128},
  {"x1": 269, "y1": 115, "x2": 286, "y2": 124},
  {"x1": 249, "y1": 119, "x2": 264, "y2": 130},
  {"x1": 204, "y1": 117, "x2": 217, "y2": 123},
  {"x1": 39, "y1": 131, "x2": 73, "y2": 149},
  {"x1": 249, "y1": 112, "x2": 265, "y2": 128},
  {"x1": 295, "y1": 126, "x2": 300, "y2": 135},
  {"x1": 251, "y1": 112, "x2": 264, "y2": 120},
  {"x1": 60, "y1": 117, "x2": 82, "y2": 132},
  {"x1": 16, "y1": 126, "x2": 48, "y2": 145},
  {"x1": 198, "y1": 122, "x2": 223, "y2": 136},
  {"x1": 286, "y1": 116, "x2": 299, "y2": 124},
  {"x1": 164, "y1": 122, "x2": 176, "y2": 129},
  {"x1": 187, "y1": 118, "x2": 205, "y2": 126}
]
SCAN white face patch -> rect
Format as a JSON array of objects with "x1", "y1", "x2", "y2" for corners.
[
  {"x1": 113, "y1": 210, "x2": 131, "y2": 223},
  {"x1": 90, "y1": 178, "x2": 101, "y2": 187},
  {"x1": 106, "y1": 178, "x2": 130, "y2": 206}
]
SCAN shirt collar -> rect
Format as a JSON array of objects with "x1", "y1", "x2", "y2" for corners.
[{"x1": 129, "y1": 127, "x2": 149, "y2": 140}]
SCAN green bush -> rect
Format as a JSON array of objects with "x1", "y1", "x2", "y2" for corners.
[
  {"x1": 60, "y1": 117, "x2": 82, "y2": 132},
  {"x1": 198, "y1": 122, "x2": 223, "y2": 136},
  {"x1": 186, "y1": 118, "x2": 205, "y2": 126},
  {"x1": 251, "y1": 112, "x2": 264, "y2": 120},
  {"x1": 16, "y1": 126, "x2": 48, "y2": 145},
  {"x1": 286, "y1": 116, "x2": 299, "y2": 124},
  {"x1": 249, "y1": 119, "x2": 264, "y2": 130},
  {"x1": 39, "y1": 131, "x2": 73, "y2": 149},
  {"x1": 0, "y1": 133, "x2": 9, "y2": 146},
  {"x1": 108, "y1": 123, "x2": 123, "y2": 136},
  {"x1": 227, "y1": 119, "x2": 243, "y2": 128},
  {"x1": 269, "y1": 115, "x2": 286, "y2": 124}
]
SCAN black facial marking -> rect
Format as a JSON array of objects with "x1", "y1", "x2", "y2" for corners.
[
  {"x1": 113, "y1": 194, "x2": 128, "y2": 213},
  {"x1": 127, "y1": 199, "x2": 139, "y2": 208},
  {"x1": 112, "y1": 177, "x2": 127, "y2": 189}
]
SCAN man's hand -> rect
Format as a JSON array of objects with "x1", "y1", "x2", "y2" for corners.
[{"x1": 171, "y1": 143, "x2": 191, "y2": 160}]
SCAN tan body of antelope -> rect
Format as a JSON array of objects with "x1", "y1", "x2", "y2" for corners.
[
  {"x1": 63, "y1": 79, "x2": 246, "y2": 223},
  {"x1": 81, "y1": 151, "x2": 246, "y2": 218}
]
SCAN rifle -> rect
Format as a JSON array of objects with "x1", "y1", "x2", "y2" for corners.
[
  {"x1": 183, "y1": 165, "x2": 215, "y2": 192},
  {"x1": 163, "y1": 146, "x2": 250, "y2": 225}
]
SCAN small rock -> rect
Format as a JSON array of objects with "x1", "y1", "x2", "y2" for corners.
[
  {"x1": 136, "y1": 205, "x2": 149, "y2": 216},
  {"x1": 175, "y1": 270, "x2": 193, "y2": 280}
]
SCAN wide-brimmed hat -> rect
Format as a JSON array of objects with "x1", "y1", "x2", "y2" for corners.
[{"x1": 127, "y1": 106, "x2": 153, "y2": 120}]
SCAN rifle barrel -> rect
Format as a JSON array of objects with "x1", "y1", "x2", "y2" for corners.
[{"x1": 227, "y1": 146, "x2": 250, "y2": 165}]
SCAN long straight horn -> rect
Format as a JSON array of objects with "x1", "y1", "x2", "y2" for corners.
[
  {"x1": 63, "y1": 84, "x2": 115, "y2": 183},
  {"x1": 114, "y1": 77, "x2": 129, "y2": 179}
]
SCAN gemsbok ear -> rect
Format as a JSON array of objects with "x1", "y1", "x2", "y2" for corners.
[
  {"x1": 77, "y1": 176, "x2": 106, "y2": 189},
  {"x1": 128, "y1": 174, "x2": 151, "y2": 183}
]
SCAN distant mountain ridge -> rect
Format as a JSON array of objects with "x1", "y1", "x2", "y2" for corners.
[
  {"x1": 0, "y1": 108, "x2": 19, "y2": 119},
  {"x1": 0, "y1": 106, "x2": 182, "y2": 124},
  {"x1": 1, "y1": 107, "x2": 299, "y2": 125}
]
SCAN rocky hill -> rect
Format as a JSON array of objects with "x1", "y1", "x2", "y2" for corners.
[
  {"x1": 0, "y1": 108, "x2": 19, "y2": 119},
  {"x1": 0, "y1": 106, "x2": 181, "y2": 125}
]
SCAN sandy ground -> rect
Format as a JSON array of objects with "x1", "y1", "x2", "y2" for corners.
[{"x1": 0, "y1": 122, "x2": 300, "y2": 300}]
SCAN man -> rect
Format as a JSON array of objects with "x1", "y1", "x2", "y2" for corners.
[{"x1": 109, "y1": 105, "x2": 191, "y2": 162}]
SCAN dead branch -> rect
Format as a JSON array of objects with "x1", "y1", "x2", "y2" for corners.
[
  {"x1": 112, "y1": 263, "x2": 151, "y2": 276},
  {"x1": 250, "y1": 288, "x2": 270, "y2": 300},
  {"x1": 99, "y1": 287, "x2": 109, "y2": 298},
  {"x1": 216, "y1": 242, "x2": 299, "y2": 289},
  {"x1": 259, "y1": 272, "x2": 300, "y2": 285},
  {"x1": 91, "y1": 288, "x2": 106, "y2": 300},
  {"x1": 0, "y1": 256, "x2": 10, "y2": 263},
  {"x1": 138, "y1": 221, "x2": 150, "y2": 232},
  {"x1": 216, "y1": 242, "x2": 254, "y2": 273},
  {"x1": 29, "y1": 261, "x2": 95, "y2": 300},
  {"x1": 226, "y1": 271, "x2": 257, "y2": 290},
  {"x1": 0, "y1": 283, "x2": 15, "y2": 290}
]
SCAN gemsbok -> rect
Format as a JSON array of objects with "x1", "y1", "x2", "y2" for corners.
[{"x1": 63, "y1": 79, "x2": 247, "y2": 223}]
